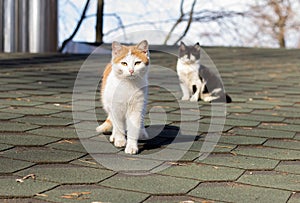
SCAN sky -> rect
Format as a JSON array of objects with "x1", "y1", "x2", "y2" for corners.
[{"x1": 59, "y1": 0, "x2": 300, "y2": 48}]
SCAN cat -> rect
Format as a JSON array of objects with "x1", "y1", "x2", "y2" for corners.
[
  {"x1": 96, "y1": 40, "x2": 150, "y2": 154},
  {"x1": 176, "y1": 42, "x2": 232, "y2": 103}
]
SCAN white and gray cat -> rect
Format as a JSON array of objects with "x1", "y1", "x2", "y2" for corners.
[{"x1": 176, "y1": 42, "x2": 232, "y2": 103}]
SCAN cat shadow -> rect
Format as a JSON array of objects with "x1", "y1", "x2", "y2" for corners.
[{"x1": 138, "y1": 124, "x2": 200, "y2": 153}]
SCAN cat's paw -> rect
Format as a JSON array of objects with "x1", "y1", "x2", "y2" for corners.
[
  {"x1": 109, "y1": 135, "x2": 115, "y2": 142},
  {"x1": 181, "y1": 96, "x2": 190, "y2": 100},
  {"x1": 125, "y1": 143, "x2": 139, "y2": 154},
  {"x1": 190, "y1": 95, "x2": 199, "y2": 102},
  {"x1": 114, "y1": 137, "x2": 126, "y2": 148}
]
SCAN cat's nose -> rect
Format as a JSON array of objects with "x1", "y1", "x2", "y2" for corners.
[{"x1": 129, "y1": 69, "x2": 134, "y2": 75}]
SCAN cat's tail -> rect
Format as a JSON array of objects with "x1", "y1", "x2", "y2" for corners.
[
  {"x1": 213, "y1": 93, "x2": 232, "y2": 103},
  {"x1": 96, "y1": 117, "x2": 113, "y2": 133},
  {"x1": 225, "y1": 94, "x2": 232, "y2": 103},
  {"x1": 206, "y1": 90, "x2": 232, "y2": 103}
]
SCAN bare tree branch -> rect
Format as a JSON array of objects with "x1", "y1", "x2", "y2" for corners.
[
  {"x1": 59, "y1": 0, "x2": 90, "y2": 52},
  {"x1": 59, "y1": 0, "x2": 300, "y2": 48},
  {"x1": 163, "y1": 0, "x2": 244, "y2": 45},
  {"x1": 104, "y1": 13, "x2": 127, "y2": 38},
  {"x1": 193, "y1": 10, "x2": 244, "y2": 22},
  {"x1": 246, "y1": 0, "x2": 299, "y2": 48},
  {"x1": 174, "y1": 0, "x2": 197, "y2": 45},
  {"x1": 163, "y1": 0, "x2": 185, "y2": 44}
]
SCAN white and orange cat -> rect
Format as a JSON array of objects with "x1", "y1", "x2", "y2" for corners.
[{"x1": 96, "y1": 40, "x2": 150, "y2": 154}]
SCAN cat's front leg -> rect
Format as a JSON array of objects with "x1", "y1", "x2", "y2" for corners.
[
  {"x1": 190, "y1": 80, "x2": 202, "y2": 102},
  {"x1": 125, "y1": 111, "x2": 144, "y2": 154},
  {"x1": 113, "y1": 131, "x2": 126, "y2": 148},
  {"x1": 179, "y1": 82, "x2": 190, "y2": 100},
  {"x1": 190, "y1": 91, "x2": 199, "y2": 102},
  {"x1": 199, "y1": 81, "x2": 207, "y2": 101},
  {"x1": 125, "y1": 139, "x2": 139, "y2": 154},
  {"x1": 110, "y1": 115, "x2": 126, "y2": 148}
]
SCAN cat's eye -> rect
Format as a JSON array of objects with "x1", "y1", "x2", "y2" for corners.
[
  {"x1": 134, "y1": 61, "x2": 142, "y2": 66},
  {"x1": 121, "y1": 62, "x2": 128, "y2": 66}
]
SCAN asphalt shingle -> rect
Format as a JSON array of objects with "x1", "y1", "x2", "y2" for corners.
[{"x1": 1, "y1": 47, "x2": 300, "y2": 202}]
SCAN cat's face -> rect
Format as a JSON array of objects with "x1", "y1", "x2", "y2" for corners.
[
  {"x1": 111, "y1": 40, "x2": 149, "y2": 79},
  {"x1": 178, "y1": 42, "x2": 201, "y2": 65}
]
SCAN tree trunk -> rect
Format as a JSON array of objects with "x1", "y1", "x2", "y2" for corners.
[
  {"x1": 278, "y1": 29, "x2": 286, "y2": 48},
  {"x1": 96, "y1": 0, "x2": 104, "y2": 44}
]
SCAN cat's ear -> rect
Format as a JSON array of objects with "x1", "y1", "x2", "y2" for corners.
[
  {"x1": 179, "y1": 42, "x2": 186, "y2": 56},
  {"x1": 112, "y1": 41, "x2": 123, "y2": 57},
  {"x1": 136, "y1": 40, "x2": 149, "y2": 54},
  {"x1": 179, "y1": 41, "x2": 186, "y2": 51},
  {"x1": 194, "y1": 42, "x2": 201, "y2": 52}
]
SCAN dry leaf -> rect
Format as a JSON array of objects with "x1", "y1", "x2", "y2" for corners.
[
  {"x1": 53, "y1": 103, "x2": 71, "y2": 108},
  {"x1": 22, "y1": 174, "x2": 36, "y2": 180},
  {"x1": 16, "y1": 179, "x2": 24, "y2": 183},
  {"x1": 262, "y1": 122, "x2": 287, "y2": 126},
  {"x1": 216, "y1": 145, "x2": 232, "y2": 149},
  {"x1": 61, "y1": 191, "x2": 91, "y2": 199},
  {"x1": 168, "y1": 162, "x2": 187, "y2": 166},
  {"x1": 126, "y1": 157, "x2": 138, "y2": 160},
  {"x1": 16, "y1": 174, "x2": 36, "y2": 183},
  {"x1": 78, "y1": 159, "x2": 97, "y2": 165},
  {"x1": 58, "y1": 140, "x2": 74, "y2": 144},
  {"x1": 35, "y1": 193, "x2": 48, "y2": 197},
  {"x1": 61, "y1": 195, "x2": 74, "y2": 199},
  {"x1": 230, "y1": 152, "x2": 237, "y2": 156},
  {"x1": 80, "y1": 192, "x2": 92, "y2": 195}
]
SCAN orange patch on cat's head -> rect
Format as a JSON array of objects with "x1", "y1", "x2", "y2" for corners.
[
  {"x1": 112, "y1": 41, "x2": 149, "y2": 65},
  {"x1": 131, "y1": 47, "x2": 149, "y2": 65}
]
